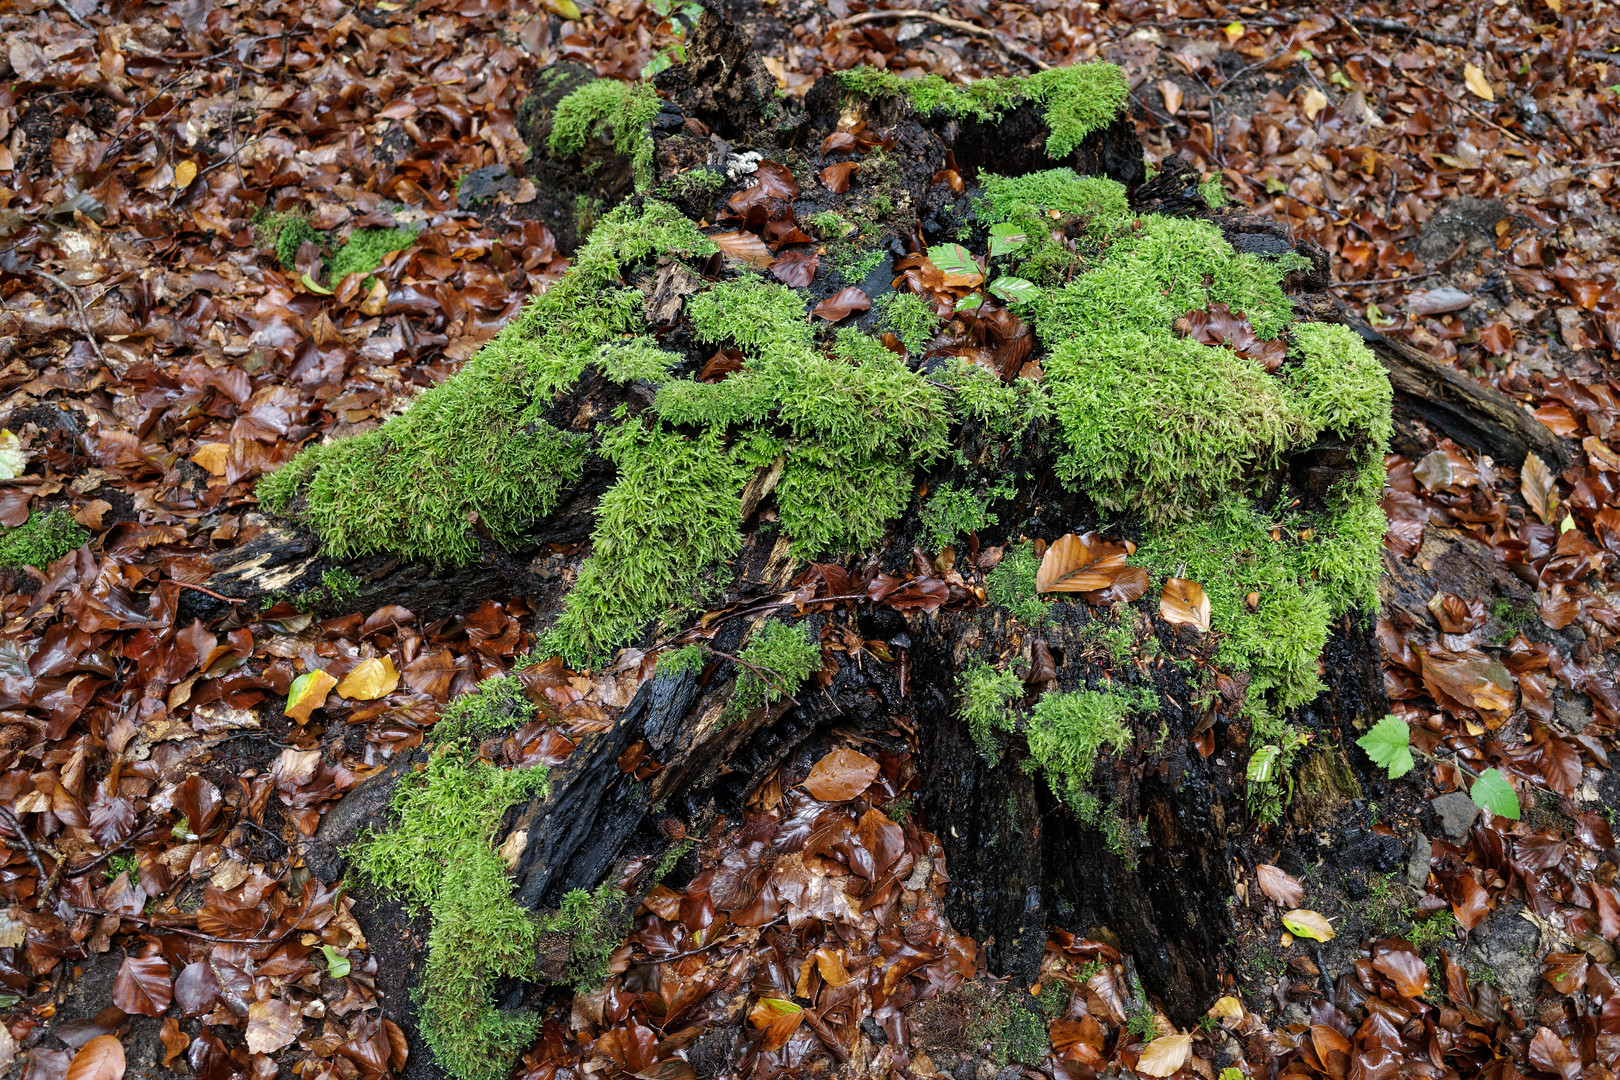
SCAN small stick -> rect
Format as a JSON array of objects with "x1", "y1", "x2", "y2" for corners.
[
  {"x1": 0, "y1": 805, "x2": 54, "y2": 909},
  {"x1": 32, "y1": 270, "x2": 107, "y2": 366},
  {"x1": 829, "y1": 8, "x2": 1051, "y2": 71},
  {"x1": 172, "y1": 581, "x2": 247, "y2": 604},
  {"x1": 53, "y1": 0, "x2": 93, "y2": 31}
]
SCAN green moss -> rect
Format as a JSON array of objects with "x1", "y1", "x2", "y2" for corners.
[
  {"x1": 938, "y1": 359, "x2": 1049, "y2": 440},
  {"x1": 656, "y1": 168, "x2": 725, "y2": 205},
  {"x1": 874, "y1": 291, "x2": 941, "y2": 354},
  {"x1": 979, "y1": 169, "x2": 1132, "y2": 235},
  {"x1": 921, "y1": 482, "x2": 996, "y2": 552},
  {"x1": 436, "y1": 673, "x2": 534, "y2": 741},
  {"x1": 328, "y1": 226, "x2": 418, "y2": 286},
  {"x1": 1025, "y1": 688, "x2": 1135, "y2": 824},
  {"x1": 836, "y1": 62, "x2": 1129, "y2": 158},
  {"x1": 259, "y1": 201, "x2": 717, "y2": 568},
  {"x1": 546, "y1": 419, "x2": 752, "y2": 668},
  {"x1": 0, "y1": 509, "x2": 87, "y2": 569},
  {"x1": 253, "y1": 209, "x2": 320, "y2": 271},
  {"x1": 598, "y1": 337, "x2": 680, "y2": 384},
  {"x1": 724, "y1": 619, "x2": 821, "y2": 720},
  {"x1": 832, "y1": 245, "x2": 885, "y2": 284},
  {"x1": 654, "y1": 643, "x2": 705, "y2": 678},
  {"x1": 959, "y1": 656, "x2": 1024, "y2": 759},
  {"x1": 807, "y1": 211, "x2": 855, "y2": 239},
  {"x1": 996, "y1": 1004, "x2": 1050, "y2": 1066},
  {"x1": 1199, "y1": 176, "x2": 1229, "y2": 209},
  {"x1": 986, "y1": 541, "x2": 1046, "y2": 627},
  {"x1": 543, "y1": 884, "x2": 626, "y2": 987},
  {"x1": 352, "y1": 745, "x2": 550, "y2": 1080},
  {"x1": 548, "y1": 78, "x2": 662, "y2": 190}
]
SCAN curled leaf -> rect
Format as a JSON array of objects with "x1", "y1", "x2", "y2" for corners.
[
  {"x1": 1254, "y1": 864, "x2": 1304, "y2": 908},
  {"x1": 803, "y1": 748, "x2": 879, "y2": 801},
  {"x1": 810, "y1": 286, "x2": 871, "y2": 322},
  {"x1": 1159, "y1": 579, "x2": 1211, "y2": 633},
  {"x1": 1036, "y1": 532, "x2": 1133, "y2": 594},
  {"x1": 1281, "y1": 909, "x2": 1335, "y2": 941},
  {"x1": 1136, "y1": 1033, "x2": 1191, "y2": 1077}
]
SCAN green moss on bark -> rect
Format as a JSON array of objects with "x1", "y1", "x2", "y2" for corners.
[
  {"x1": 0, "y1": 509, "x2": 87, "y2": 569},
  {"x1": 548, "y1": 79, "x2": 662, "y2": 190}
]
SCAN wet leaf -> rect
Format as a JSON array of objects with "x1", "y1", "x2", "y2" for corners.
[
  {"x1": 173, "y1": 160, "x2": 197, "y2": 191},
  {"x1": 157, "y1": 1019, "x2": 187, "y2": 1069},
  {"x1": 285, "y1": 669, "x2": 337, "y2": 723},
  {"x1": 747, "y1": 997, "x2": 803, "y2": 1052},
  {"x1": 1281, "y1": 909, "x2": 1335, "y2": 941},
  {"x1": 769, "y1": 249, "x2": 818, "y2": 287},
  {"x1": 1036, "y1": 532, "x2": 1133, "y2": 594},
  {"x1": 111, "y1": 954, "x2": 171, "y2": 1016},
  {"x1": 926, "y1": 243, "x2": 983, "y2": 287},
  {"x1": 320, "y1": 945, "x2": 351, "y2": 979},
  {"x1": 335, "y1": 656, "x2": 400, "y2": 701},
  {"x1": 1136, "y1": 1033, "x2": 1191, "y2": 1076},
  {"x1": 1469, "y1": 768, "x2": 1520, "y2": 820},
  {"x1": 1159, "y1": 579, "x2": 1210, "y2": 632},
  {"x1": 710, "y1": 230, "x2": 776, "y2": 269},
  {"x1": 1356, "y1": 715, "x2": 1414, "y2": 779},
  {"x1": 988, "y1": 222, "x2": 1027, "y2": 257},
  {"x1": 1255, "y1": 864, "x2": 1303, "y2": 908},
  {"x1": 987, "y1": 276, "x2": 1038, "y2": 304},
  {"x1": 810, "y1": 286, "x2": 870, "y2": 322},
  {"x1": 1407, "y1": 287, "x2": 1474, "y2": 315},
  {"x1": 245, "y1": 998, "x2": 301, "y2": 1054},
  {"x1": 819, "y1": 161, "x2": 859, "y2": 193},
  {"x1": 803, "y1": 748, "x2": 879, "y2": 801},
  {"x1": 1520, "y1": 452, "x2": 1558, "y2": 525},
  {"x1": 0, "y1": 430, "x2": 26, "y2": 480},
  {"x1": 64, "y1": 1037, "x2": 123, "y2": 1080},
  {"x1": 1372, "y1": 946, "x2": 1429, "y2": 997}
]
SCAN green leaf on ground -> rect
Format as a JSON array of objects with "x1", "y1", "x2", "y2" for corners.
[
  {"x1": 1469, "y1": 768, "x2": 1521, "y2": 819},
  {"x1": 1356, "y1": 714, "x2": 1415, "y2": 779}
]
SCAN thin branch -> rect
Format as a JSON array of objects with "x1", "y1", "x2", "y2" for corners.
[
  {"x1": 32, "y1": 270, "x2": 107, "y2": 366},
  {"x1": 829, "y1": 8, "x2": 1051, "y2": 71},
  {"x1": 0, "y1": 805, "x2": 54, "y2": 910},
  {"x1": 1328, "y1": 271, "x2": 1440, "y2": 290},
  {"x1": 171, "y1": 581, "x2": 248, "y2": 604},
  {"x1": 53, "y1": 0, "x2": 93, "y2": 31}
]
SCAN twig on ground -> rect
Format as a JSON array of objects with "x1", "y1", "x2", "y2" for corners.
[
  {"x1": 1328, "y1": 271, "x2": 1440, "y2": 290},
  {"x1": 53, "y1": 0, "x2": 93, "y2": 31},
  {"x1": 32, "y1": 270, "x2": 107, "y2": 366},
  {"x1": 829, "y1": 8, "x2": 1051, "y2": 70},
  {"x1": 172, "y1": 581, "x2": 248, "y2": 604},
  {"x1": 0, "y1": 806, "x2": 54, "y2": 911}
]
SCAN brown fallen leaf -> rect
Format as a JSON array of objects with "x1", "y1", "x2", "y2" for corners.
[
  {"x1": 710, "y1": 230, "x2": 776, "y2": 269},
  {"x1": 1520, "y1": 452, "x2": 1558, "y2": 525},
  {"x1": 810, "y1": 286, "x2": 871, "y2": 322},
  {"x1": 769, "y1": 249, "x2": 818, "y2": 288},
  {"x1": 1159, "y1": 579, "x2": 1211, "y2": 633},
  {"x1": 820, "y1": 161, "x2": 859, "y2": 193},
  {"x1": 1254, "y1": 863, "x2": 1304, "y2": 908},
  {"x1": 245, "y1": 997, "x2": 302, "y2": 1054},
  {"x1": 1036, "y1": 532, "x2": 1133, "y2": 594},
  {"x1": 65, "y1": 1036, "x2": 125, "y2": 1080},
  {"x1": 803, "y1": 748, "x2": 879, "y2": 801}
]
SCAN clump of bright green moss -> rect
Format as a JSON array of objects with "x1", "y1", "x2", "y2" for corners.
[
  {"x1": 1025, "y1": 688, "x2": 1141, "y2": 824},
  {"x1": 959, "y1": 656, "x2": 1025, "y2": 759},
  {"x1": 328, "y1": 226, "x2": 419, "y2": 285},
  {"x1": 351, "y1": 740, "x2": 550, "y2": 1080},
  {"x1": 874, "y1": 291, "x2": 941, "y2": 354},
  {"x1": 985, "y1": 541, "x2": 1046, "y2": 628},
  {"x1": 921, "y1": 482, "x2": 997, "y2": 552},
  {"x1": 724, "y1": 619, "x2": 822, "y2": 721},
  {"x1": 0, "y1": 509, "x2": 87, "y2": 569},
  {"x1": 548, "y1": 78, "x2": 662, "y2": 190},
  {"x1": 253, "y1": 209, "x2": 320, "y2": 271},
  {"x1": 836, "y1": 63, "x2": 1130, "y2": 158}
]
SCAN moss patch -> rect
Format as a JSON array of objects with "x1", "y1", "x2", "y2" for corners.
[
  {"x1": 836, "y1": 62, "x2": 1130, "y2": 158},
  {"x1": 0, "y1": 509, "x2": 87, "y2": 569},
  {"x1": 1025, "y1": 688, "x2": 1139, "y2": 823},
  {"x1": 548, "y1": 78, "x2": 662, "y2": 190},
  {"x1": 328, "y1": 226, "x2": 418, "y2": 285},
  {"x1": 959, "y1": 656, "x2": 1024, "y2": 759},
  {"x1": 724, "y1": 619, "x2": 822, "y2": 721}
]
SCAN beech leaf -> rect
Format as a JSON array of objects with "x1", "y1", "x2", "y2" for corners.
[
  {"x1": 1159, "y1": 578, "x2": 1211, "y2": 632},
  {"x1": 709, "y1": 230, "x2": 776, "y2": 269},
  {"x1": 1136, "y1": 1033, "x2": 1191, "y2": 1077},
  {"x1": 1254, "y1": 863, "x2": 1304, "y2": 908},
  {"x1": 810, "y1": 286, "x2": 871, "y2": 322},
  {"x1": 988, "y1": 222, "x2": 1027, "y2": 257},
  {"x1": 1282, "y1": 909, "x2": 1335, "y2": 941},
  {"x1": 65, "y1": 1037, "x2": 125, "y2": 1080},
  {"x1": 769, "y1": 249, "x2": 818, "y2": 288},
  {"x1": 1356, "y1": 714, "x2": 1414, "y2": 779},
  {"x1": 335, "y1": 656, "x2": 400, "y2": 701},
  {"x1": 111, "y1": 954, "x2": 172, "y2": 1017},
  {"x1": 245, "y1": 998, "x2": 302, "y2": 1054},
  {"x1": 1464, "y1": 62, "x2": 1495, "y2": 102},
  {"x1": 1520, "y1": 452, "x2": 1557, "y2": 525},
  {"x1": 803, "y1": 748, "x2": 879, "y2": 801},
  {"x1": 819, "y1": 161, "x2": 859, "y2": 193},
  {"x1": 1036, "y1": 532, "x2": 1133, "y2": 594},
  {"x1": 285, "y1": 669, "x2": 337, "y2": 723},
  {"x1": 1469, "y1": 768, "x2": 1521, "y2": 820}
]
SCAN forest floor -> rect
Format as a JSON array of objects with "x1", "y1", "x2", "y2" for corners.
[{"x1": 0, "y1": 1, "x2": 1618, "y2": 1080}]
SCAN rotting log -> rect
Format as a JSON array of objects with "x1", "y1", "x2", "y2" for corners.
[{"x1": 188, "y1": 12, "x2": 1570, "y2": 1076}]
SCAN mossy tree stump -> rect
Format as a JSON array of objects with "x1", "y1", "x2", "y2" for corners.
[{"x1": 193, "y1": 14, "x2": 1552, "y2": 1079}]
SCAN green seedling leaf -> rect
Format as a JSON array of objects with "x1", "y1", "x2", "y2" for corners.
[
  {"x1": 954, "y1": 293, "x2": 984, "y2": 312},
  {"x1": 987, "y1": 275, "x2": 1039, "y2": 304},
  {"x1": 1246, "y1": 744, "x2": 1281, "y2": 784},
  {"x1": 988, "y1": 222, "x2": 1027, "y2": 257},
  {"x1": 927, "y1": 242, "x2": 977, "y2": 277},
  {"x1": 1356, "y1": 714, "x2": 1414, "y2": 779},
  {"x1": 1469, "y1": 768, "x2": 1521, "y2": 820},
  {"x1": 300, "y1": 272, "x2": 333, "y2": 296},
  {"x1": 320, "y1": 945, "x2": 351, "y2": 979}
]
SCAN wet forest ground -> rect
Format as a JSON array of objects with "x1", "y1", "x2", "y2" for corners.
[{"x1": 0, "y1": 0, "x2": 1618, "y2": 1079}]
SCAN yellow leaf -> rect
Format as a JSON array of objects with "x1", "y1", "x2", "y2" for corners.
[
  {"x1": 1223, "y1": 22, "x2": 1245, "y2": 44},
  {"x1": 1159, "y1": 578, "x2": 1211, "y2": 633},
  {"x1": 1281, "y1": 909, "x2": 1336, "y2": 941},
  {"x1": 285, "y1": 669, "x2": 337, "y2": 724},
  {"x1": 359, "y1": 277, "x2": 388, "y2": 317},
  {"x1": 335, "y1": 657, "x2": 399, "y2": 701},
  {"x1": 190, "y1": 442, "x2": 230, "y2": 477},
  {"x1": 174, "y1": 159, "x2": 198, "y2": 191},
  {"x1": 1543, "y1": 0, "x2": 1561, "y2": 10},
  {"x1": 1137, "y1": 1033, "x2": 1192, "y2": 1077},
  {"x1": 1464, "y1": 63, "x2": 1495, "y2": 102},
  {"x1": 542, "y1": 0, "x2": 582, "y2": 17},
  {"x1": 1208, "y1": 996, "x2": 1244, "y2": 1020},
  {"x1": 1302, "y1": 88, "x2": 1328, "y2": 120}
]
